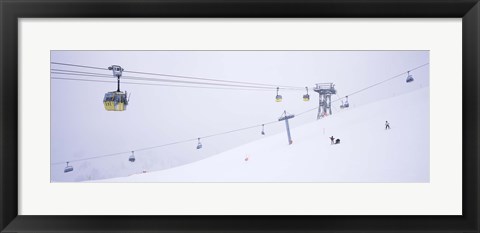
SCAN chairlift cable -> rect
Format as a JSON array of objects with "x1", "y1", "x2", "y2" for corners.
[
  {"x1": 51, "y1": 120, "x2": 280, "y2": 165},
  {"x1": 296, "y1": 63, "x2": 429, "y2": 117},
  {"x1": 332, "y1": 62, "x2": 429, "y2": 102}
]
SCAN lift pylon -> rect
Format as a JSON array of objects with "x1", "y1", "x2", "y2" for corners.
[
  {"x1": 278, "y1": 110, "x2": 295, "y2": 145},
  {"x1": 313, "y1": 83, "x2": 337, "y2": 119}
]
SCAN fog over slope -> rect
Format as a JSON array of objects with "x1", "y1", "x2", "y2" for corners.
[{"x1": 99, "y1": 87, "x2": 429, "y2": 183}]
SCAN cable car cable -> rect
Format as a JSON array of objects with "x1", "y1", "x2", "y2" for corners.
[
  {"x1": 51, "y1": 61, "x2": 305, "y2": 90},
  {"x1": 122, "y1": 69, "x2": 305, "y2": 90},
  {"x1": 51, "y1": 76, "x2": 276, "y2": 92},
  {"x1": 51, "y1": 71, "x2": 302, "y2": 91},
  {"x1": 51, "y1": 62, "x2": 109, "y2": 71}
]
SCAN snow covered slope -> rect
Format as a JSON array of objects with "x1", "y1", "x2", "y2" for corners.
[{"x1": 99, "y1": 88, "x2": 429, "y2": 183}]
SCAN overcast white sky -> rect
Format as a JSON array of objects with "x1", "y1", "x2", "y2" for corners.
[{"x1": 50, "y1": 51, "x2": 429, "y2": 182}]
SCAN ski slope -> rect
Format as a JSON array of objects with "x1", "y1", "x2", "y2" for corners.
[{"x1": 99, "y1": 87, "x2": 429, "y2": 183}]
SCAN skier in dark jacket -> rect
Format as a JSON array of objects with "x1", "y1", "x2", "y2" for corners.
[
  {"x1": 385, "y1": 121, "x2": 391, "y2": 130},
  {"x1": 329, "y1": 136, "x2": 335, "y2": 145}
]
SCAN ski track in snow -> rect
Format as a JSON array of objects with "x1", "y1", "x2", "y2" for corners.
[{"x1": 96, "y1": 88, "x2": 429, "y2": 183}]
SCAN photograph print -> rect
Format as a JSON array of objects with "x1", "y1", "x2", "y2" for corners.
[{"x1": 50, "y1": 50, "x2": 429, "y2": 183}]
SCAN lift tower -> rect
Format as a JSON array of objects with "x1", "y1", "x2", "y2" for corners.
[
  {"x1": 313, "y1": 83, "x2": 337, "y2": 119},
  {"x1": 278, "y1": 110, "x2": 295, "y2": 145}
]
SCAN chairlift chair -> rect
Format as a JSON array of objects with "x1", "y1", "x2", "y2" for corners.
[
  {"x1": 343, "y1": 96, "x2": 349, "y2": 108},
  {"x1": 406, "y1": 71, "x2": 414, "y2": 83},
  {"x1": 64, "y1": 162, "x2": 73, "y2": 173},
  {"x1": 196, "y1": 138, "x2": 203, "y2": 149},
  {"x1": 340, "y1": 96, "x2": 350, "y2": 109},
  {"x1": 129, "y1": 151, "x2": 135, "y2": 162}
]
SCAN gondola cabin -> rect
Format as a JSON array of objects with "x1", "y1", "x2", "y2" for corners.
[
  {"x1": 103, "y1": 91, "x2": 128, "y2": 111},
  {"x1": 303, "y1": 94, "x2": 310, "y2": 101},
  {"x1": 303, "y1": 87, "x2": 310, "y2": 101},
  {"x1": 275, "y1": 87, "x2": 282, "y2": 102},
  {"x1": 104, "y1": 65, "x2": 129, "y2": 111},
  {"x1": 275, "y1": 94, "x2": 283, "y2": 102}
]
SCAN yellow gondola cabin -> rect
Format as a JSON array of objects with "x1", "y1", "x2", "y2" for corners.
[
  {"x1": 104, "y1": 65, "x2": 129, "y2": 111},
  {"x1": 103, "y1": 91, "x2": 128, "y2": 111}
]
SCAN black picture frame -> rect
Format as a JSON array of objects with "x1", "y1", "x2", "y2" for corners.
[{"x1": 1, "y1": 0, "x2": 478, "y2": 232}]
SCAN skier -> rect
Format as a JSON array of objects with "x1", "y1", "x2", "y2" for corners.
[
  {"x1": 329, "y1": 136, "x2": 335, "y2": 145},
  {"x1": 385, "y1": 121, "x2": 391, "y2": 130}
]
